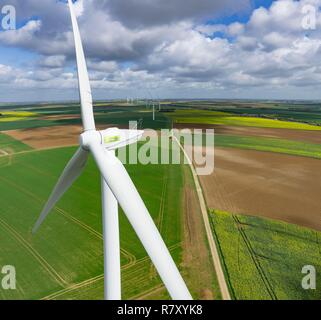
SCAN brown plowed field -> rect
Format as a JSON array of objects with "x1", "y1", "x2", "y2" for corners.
[
  {"x1": 8, "y1": 122, "x2": 321, "y2": 232},
  {"x1": 175, "y1": 123, "x2": 321, "y2": 144},
  {"x1": 5, "y1": 124, "x2": 119, "y2": 150},
  {"x1": 200, "y1": 147, "x2": 321, "y2": 231},
  {"x1": 6, "y1": 125, "x2": 83, "y2": 149}
]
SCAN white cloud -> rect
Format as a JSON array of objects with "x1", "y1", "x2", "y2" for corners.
[
  {"x1": 1, "y1": 0, "x2": 321, "y2": 100},
  {"x1": 39, "y1": 55, "x2": 66, "y2": 68},
  {"x1": 0, "y1": 20, "x2": 41, "y2": 46},
  {"x1": 228, "y1": 22, "x2": 245, "y2": 36}
]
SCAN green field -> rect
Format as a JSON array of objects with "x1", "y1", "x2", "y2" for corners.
[
  {"x1": 164, "y1": 100, "x2": 321, "y2": 126},
  {"x1": 0, "y1": 145, "x2": 186, "y2": 300},
  {"x1": 0, "y1": 133, "x2": 32, "y2": 155},
  {"x1": 2, "y1": 100, "x2": 321, "y2": 300},
  {"x1": 4, "y1": 101, "x2": 321, "y2": 131},
  {"x1": 178, "y1": 131, "x2": 321, "y2": 160},
  {"x1": 0, "y1": 107, "x2": 170, "y2": 131},
  {"x1": 215, "y1": 134, "x2": 321, "y2": 160},
  {"x1": 168, "y1": 109, "x2": 321, "y2": 130},
  {"x1": 210, "y1": 210, "x2": 321, "y2": 300},
  {"x1": 219, "y1": 107, "x2": 321, "y2": 126}
]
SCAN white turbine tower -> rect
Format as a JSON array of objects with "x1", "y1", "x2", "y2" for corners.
[{"x1": 32, "y1": 0, "x2": 192, "y2": 301}]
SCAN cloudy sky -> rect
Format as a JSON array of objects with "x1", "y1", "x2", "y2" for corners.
[{"x1": 0, "y1": 0, "x2": 321, "y2": 102}]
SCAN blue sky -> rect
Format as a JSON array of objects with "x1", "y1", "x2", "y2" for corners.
[
  {"x1": 0, "y1": 0, "x2": 321, "y2": 102},
  {"x1": 209, "y1": 0, "x2": 274, "y2": 25},
  {"x1": 0, "y1": 46, "x2": 36, "y2": 67}
]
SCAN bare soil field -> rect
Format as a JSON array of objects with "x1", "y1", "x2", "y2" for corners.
[
  {"x1": 5, "y1": 125, "x2": 83, "y2": 149},
  {"x1": 200, "y1": 147, "x2": 321, "y2": 231},
  {"x1": 6, "y1": 125, "x2": 157, "y2": 150},
  {"x1": 176, "y1": 123, "x2": 321, "y2": 144},
  {"x1": 4, "y1": 124, "x2": 126, "y2": 150}
]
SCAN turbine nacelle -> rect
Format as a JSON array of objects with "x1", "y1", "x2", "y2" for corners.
[
  {"x1": 80, "y1": 128, "x2": 144, "y2": 151},
  {"x1": 101, "y1": 128, "x2": 144, "y2": 150}
]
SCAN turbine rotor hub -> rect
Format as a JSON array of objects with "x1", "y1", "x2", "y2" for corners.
[{"x1": 80, "y1": 130, "x2": 101, "y2": 150}]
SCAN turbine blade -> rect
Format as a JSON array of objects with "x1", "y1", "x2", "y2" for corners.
[
  {"x1": 33, "y1": 147, "x2": 88, "y2": 233},
  {"x1": 67, "y1": 0, "x2": 96, "y2": 131},
  {"x1": 90, "y1": 142, "x2": 192, "y2": 300}
]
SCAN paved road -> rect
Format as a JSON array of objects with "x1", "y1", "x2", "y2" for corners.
[{"x1": 173, "y1": 135, "x2": 231, "y2": 300}]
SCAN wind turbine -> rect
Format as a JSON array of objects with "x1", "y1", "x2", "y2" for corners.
[{"x1": 32, "y1": 0, "x2": 192, "y2": 301}]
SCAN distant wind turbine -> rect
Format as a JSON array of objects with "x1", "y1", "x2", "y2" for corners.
[{"x1": 32, "y1": 0, "x2": 192, "y2": 301}]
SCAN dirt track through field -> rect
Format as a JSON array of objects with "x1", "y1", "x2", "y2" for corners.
[
  {"x1": 41, "y1": 274, "x2": 104, "y2": 300},
  {"x1": 200, "y1": 147, "x2": 321, "y2": 231},
  {"x1": 174, "y1": 136, "x2": 231, "y2": 300}
]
